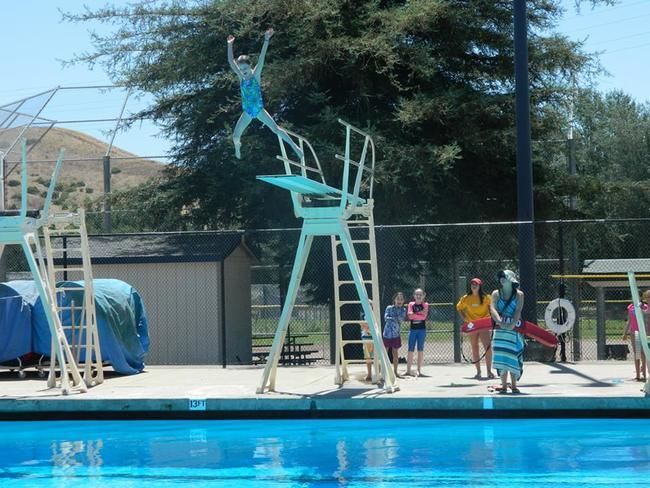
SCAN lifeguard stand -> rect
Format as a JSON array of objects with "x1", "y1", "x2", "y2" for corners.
[
  {"x1": 627, "y1": 272, "x2": 650, "y2": 397},
  {"x1": 0, "y1": 142, "x2": 102, "y2": 394},
  {"x1": 257, "y1": 119, "x2": 398, "y2": 393}
]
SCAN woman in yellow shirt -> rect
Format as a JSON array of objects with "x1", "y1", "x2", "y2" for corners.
[{"x1": 456, "y1": 277, "x2": 494, "y2": 379}]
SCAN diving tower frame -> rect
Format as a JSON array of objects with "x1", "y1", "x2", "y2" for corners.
[
  {"x1": 257, "y1": 120, "x2": 398, "y2": 393},
  {"x1": 0, "y1": 141, "x2": 102, "y2": 394}
]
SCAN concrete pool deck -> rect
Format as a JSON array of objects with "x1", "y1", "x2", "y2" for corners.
[{"x1": 1, "y1": 361, "x2": 649, "y2": 419}]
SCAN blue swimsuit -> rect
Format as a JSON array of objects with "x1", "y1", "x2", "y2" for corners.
[
  {"x1": 240, "y1": 77, "x2": 264, "y2": 117},
  {"x1": 497, "y1": 296, "x2": 518, "y2": 325}
]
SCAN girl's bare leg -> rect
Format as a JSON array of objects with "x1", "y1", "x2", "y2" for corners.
[
  {"x1": 406, "y1": 351, "x2": 414, "y2": 375},
  {"x1": 392, "y1": 348, "x2": 399, "y2": 375},
  {"x1": 500, "y1": 371, "x2": 508, "y2": 390},
  {"x1": 365, "y1": 345, "x2": 373, "y2": 381},
  {"x1": 470, "y1": 333, "x2": 481, "y2": 376},
  {"x1": 257, "y1": 109, "x2": 303, "y2": 159},
  {"x1": 478, "y1": 329, "x2": 493, "y2": 377},
  {"x1": 417, "y1": 351, "x2": 424, "y2": 375},
  {"x1": 233, "y1": 112, "x2": 253, "y2": 159}
]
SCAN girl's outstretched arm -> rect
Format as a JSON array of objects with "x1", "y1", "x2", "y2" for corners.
[
  {"x1": 254, "y1": 28, "x2": 273, "y2": 79},
  {"x1": 489, "y1": 290, "x2": 501, "y2": 325},
  {"x1": 227, "y1": 35, "x2": 243, "y2": 77}
]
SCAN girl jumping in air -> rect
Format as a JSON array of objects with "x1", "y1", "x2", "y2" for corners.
[{"x1": 227, "y1": 28, "x2": 303, "y2": 160}]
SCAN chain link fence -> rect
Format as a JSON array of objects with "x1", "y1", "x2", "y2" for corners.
[
  {"x1": 246, "y1": 218, "x2": 650, "y2": 365},
  {"x1": 1, "y1": 217, "x2": 648, "y2": 365}
]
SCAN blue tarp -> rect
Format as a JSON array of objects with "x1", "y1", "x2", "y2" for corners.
[
  {"x1": 0, "y1": 283, "x2": 32, "y2": 363},
  {"x1": 5, "y1": 279, "x2": 149, "y2": 374}
]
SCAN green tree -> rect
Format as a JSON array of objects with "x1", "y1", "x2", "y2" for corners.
[
  {"x1": 65, "y1": 0, "x2": 611, "y2": 229},
  {"x1": 66, "y1": 0, "x2": 614, "y2": 306},
  {"x1": 535, "y1": 89, "x2": 650, "y2": 221}
]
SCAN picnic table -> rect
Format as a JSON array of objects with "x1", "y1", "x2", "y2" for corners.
[{"x1": 252, "y1": 333, "x2": 322, "y2": 365}]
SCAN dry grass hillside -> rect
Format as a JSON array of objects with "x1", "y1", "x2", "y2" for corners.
[{"x1": 0, "y1": 127, "x2": 164, "y2": 211}]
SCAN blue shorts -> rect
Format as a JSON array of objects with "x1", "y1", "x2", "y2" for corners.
[{"x1": 408, "y1": 328, "x2": 426, "y2": 352}]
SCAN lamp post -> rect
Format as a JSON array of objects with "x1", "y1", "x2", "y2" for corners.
[{"x1": 514, "y1": 0, "x2": 538, "y2": 322}]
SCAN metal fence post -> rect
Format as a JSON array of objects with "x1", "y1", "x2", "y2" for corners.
[
  {"x1": 596, "y1": 287, "x2": 606, "y2": 360},
  {"x1": 102, "y1": 155, "x2": 112, "y2": 233},
  {"x1": 329, "y1": 300, "x2": 336, "y2": 365},
  {"x1": 569, "y1": 221, "x2": 582, "y2": 361},
  {"x1": 453, "y1": 269, "x2": 463, "y2": 363}
]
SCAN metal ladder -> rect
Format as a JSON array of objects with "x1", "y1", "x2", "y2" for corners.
[
  {"x1": 42, "y1": 208, "x2": 103, "y2": 388},
  {"x1": 24, "y1": 229, "x2": 87, "y2": 394},
  {"x1": 332, "y1": 206, "x2": 383, "y2": 383}
]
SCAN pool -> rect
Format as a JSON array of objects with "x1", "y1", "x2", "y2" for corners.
[{"x1": 1, "y1": 419, "x2": 649, "y2": 487}]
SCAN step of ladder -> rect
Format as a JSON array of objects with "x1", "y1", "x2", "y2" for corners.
[
  {"x1": 334, "y1": 239, "x2": 371, "y2": 246},
  {"x1": 337, "y1": 300, "x2": 374, "y2": 306}
]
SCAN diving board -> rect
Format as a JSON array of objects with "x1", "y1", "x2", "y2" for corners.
[{"x1": 256, "y1": 174, "x2": 366, "y2": 205}]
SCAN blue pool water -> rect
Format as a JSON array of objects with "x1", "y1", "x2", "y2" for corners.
[{"x1": 0, "y1": 419, "x2": 649, "y2": 487}]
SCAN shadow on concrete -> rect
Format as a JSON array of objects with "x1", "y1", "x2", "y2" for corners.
[{"x1": 548, "y1": 362, "x2": 614, "y2": 387}]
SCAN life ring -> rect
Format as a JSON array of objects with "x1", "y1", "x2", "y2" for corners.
[{"x1": 544, "y1": 298, "x2": 576, "y2": 334}]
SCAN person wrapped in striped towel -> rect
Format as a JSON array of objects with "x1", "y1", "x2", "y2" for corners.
[{"x1": 489, "y1": 270, "x2": 525, "y2": 394}]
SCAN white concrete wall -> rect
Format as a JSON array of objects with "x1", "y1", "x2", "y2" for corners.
[{"x1": 92, "y1": 261, "x2": 222, "y2": 365}]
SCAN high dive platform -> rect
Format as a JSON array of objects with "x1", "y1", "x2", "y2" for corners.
[
  {"x1": 257, "y1": 120, "x2": 398, "y2": 393},
  {"x1": 0, "y1": 142, "x2": 102, "y2": 394}
]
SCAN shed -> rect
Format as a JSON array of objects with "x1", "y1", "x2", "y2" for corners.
[
  {"x1": 56, "y1": 232, "x2": 254, "y2": 365},
  {"x1": 582, "y1": 258, "x2": 649, "y2": 360},
  {"x1": 582, "y1": 258, "x2": 650, "y2": 288}
]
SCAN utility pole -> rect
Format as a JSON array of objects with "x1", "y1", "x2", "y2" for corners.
[
  {"x1": 514, "y1": 0, "x2": 538, "y2": 322},
  {"x1": 567, "y1": 84, "x2": 582, "y2": 360},
  {"x1": 103, "y1": 88, "x2": 131, "y2": 233}
]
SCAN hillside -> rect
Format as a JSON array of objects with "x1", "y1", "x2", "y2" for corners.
[{"x1": 0, "y1": 127, "x2": 164, "y2": 211}]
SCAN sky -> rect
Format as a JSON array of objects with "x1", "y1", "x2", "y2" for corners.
[
  {"x1": 556, "y1": 0, "x2": 650, "y2": 98},
  {"x1": 0, "y1": 0, "x2": 649, "y2": 158}
]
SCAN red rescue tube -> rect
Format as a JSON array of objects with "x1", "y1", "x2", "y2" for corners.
[{"x1": 462, "y1": 317, "x2": 558, "y2": 347}]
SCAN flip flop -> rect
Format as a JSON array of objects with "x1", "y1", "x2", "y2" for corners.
[
  {"x1": 488, "y1": 385, "x2": 508, "y2": 394},
  {"x1": 511, "y1": 387, "x2": 521, "y2": 394}
]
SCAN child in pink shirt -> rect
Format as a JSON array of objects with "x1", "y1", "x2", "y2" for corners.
[
  {"x1": 406, "y1": 288, "x2": 428, "y2": 377},
  {"x1": 624, "y1": 290, "x2": 650, "y2": 381}
]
